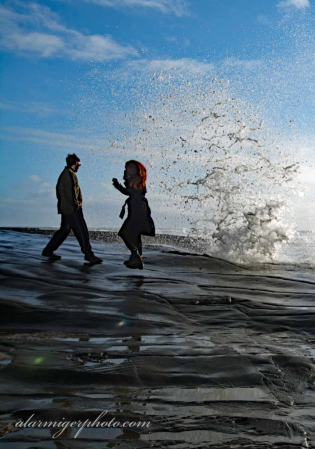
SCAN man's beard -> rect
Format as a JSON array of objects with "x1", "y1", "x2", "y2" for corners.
[{"x1": 74, "y1": 166, "x2": 79, "y2": 172}]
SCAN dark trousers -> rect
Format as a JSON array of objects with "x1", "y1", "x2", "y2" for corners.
[
  {"x1": 44, "y1": 208, "x2": 92, "y2": 255},
  {"x1": 119, "y1": 228, "x2": 143, "y2": 255}
]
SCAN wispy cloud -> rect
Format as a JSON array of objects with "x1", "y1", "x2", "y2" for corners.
[
  {"x1": 0, "y1": 124, "x2": 186, "y2": 164},
  {"x1": 95, "y1": 56, "x2": 260, "y2": 85},
  {"x1": 0, "y1": 102, "x2": 21, "y2": 112},
  {"x1": 165, "y1": 35, "x2": 190, "y2": 47},
  {"x1": 277, "y1": 0, "x2": 310, "y2": 9},
  {"x1": 119, "y1": 58, "x2": 215, "y2": 76},
  {"x1": 12, "y1": 175, "x2": 54, "y2": 200},
  {"x1": 61, "y1": 0, "x2": 189, "y2": 16},
  {"x1": 222, "y1": 57, "x2": 263, "y2": 71},
  {"x1": 0, "y1": 1, "x2": 138, "y2": 61},
  {"x1": 30, "y1": 174, "x2": 42, "y2": 182},
  {"x1": 0, "y1": 101, "x2": 63, "y2": 116},
  {"x1": 0, "y1": 126, "x2": 110, "y2": 152},
  {"x1": 257, "y1": 15, "x2": 273, "y2": 25}
]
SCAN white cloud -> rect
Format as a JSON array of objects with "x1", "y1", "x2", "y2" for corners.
[
  {"x1": 0, "y1": 102, "x2": 21, "y2": 111},
  {"x1": 0, "y1": 101, "x2": 63, "y2": 116},
  {"x1": 257, "y1": 15, "x2": 273, "y2": 25},
  {"x1": 222, "y1": 57, "x2": 262, "y2": 70},
  {"x1": 30, "y1": 174, "x2": 42, "y2": 182},
  {"x1": 70, "y1": 0, "x2": 189, "y2": 16},
  {"x1": 1, "y1": 126, "x2": 109, "y2": 151},
  {"x1": 277, "y1": 0, "x2": 310, "y2": 9},
  {"x1": 0, "y1": 2, "x2": 138, "y2": 61},
  {"x1": 1, "y1": 126, "x2": 130, "y2": 161},
  {"x1": 3, "y1": 32, "x2": 65, "y2": 57},
  {"x1": 66, "y1": 34, "x2": 137, "y2": 61},
  {"x1": 92, "y1": 57, "x2": 258, "y2": 83},
  {"x1": 120, "y1": 58, "x2": 215, "y2": 76}
]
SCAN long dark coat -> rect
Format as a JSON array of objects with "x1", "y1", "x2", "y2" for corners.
[{"x1": 115, "y1": 182, "x2": 155, "y2": 238}]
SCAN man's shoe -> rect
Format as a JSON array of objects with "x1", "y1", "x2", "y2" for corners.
[
  {"x1": 125, "y1": 253, "x2": 143, "y2": 270},
  {"x1": 84, "y1": 253, "x2": 103, "y2": 264},
  {"x1": 42, "y1": 250, "x2": 61, "y2": 260}
]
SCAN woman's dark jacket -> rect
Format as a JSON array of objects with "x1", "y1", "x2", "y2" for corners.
[{"x1": 115, "y1": 181, "x2": 155, "y2": 237}]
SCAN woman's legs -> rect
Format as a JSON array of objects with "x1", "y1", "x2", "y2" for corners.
[
  {"x1": 138, "y1": 235, "x2": 143, "y2": 257},
  {"x1": 119, "y1": 224, "x2": 143, "y2": 268},
  {"x1": 119, "y1": 220, "x2": 141, "y2": 254},
  {"x1": 119, "y1": 232, "x2": 139, "y2": 254}
]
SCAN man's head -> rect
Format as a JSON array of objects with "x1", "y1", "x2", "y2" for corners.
[{"x1": 66, "y1": 154, "x2": 81, "y2": 172}]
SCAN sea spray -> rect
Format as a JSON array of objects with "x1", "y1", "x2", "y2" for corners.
[
  {"x1": 74, "y1": 65, "x2": 306, "y2": 263},
  {"x1": 110, "y1": 73, "x2": 304, "y2": 262}
]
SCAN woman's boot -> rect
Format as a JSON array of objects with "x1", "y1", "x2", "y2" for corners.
[{"x1": 125, "y1": 251, "x2": 143, "y2": 269}]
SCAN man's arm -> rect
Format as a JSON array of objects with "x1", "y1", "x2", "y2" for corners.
[
  {"x1": 57, "y1": 171, "x2": 77, "y2": 209},
  {"x1": 69, "y1": 171, "x2": 82, "y2": 208}
]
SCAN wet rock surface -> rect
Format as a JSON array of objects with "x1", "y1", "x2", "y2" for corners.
[{"x1": 0, "y1": 230, "x2": 315, "y2": 448}]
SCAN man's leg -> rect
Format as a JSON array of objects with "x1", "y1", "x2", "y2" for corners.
[
  {"x1": 43, "y1": 215, "x2": 71, "y2": 255},
  {"x1": 69, "y1": 209, "x2": 102, "y2": 263},
  {"x1": 66, "y1": 209, "x2": 96, "y2": 258},
  {"x1": 78, "y1": 208, "x2": 92, "y2": 254}
]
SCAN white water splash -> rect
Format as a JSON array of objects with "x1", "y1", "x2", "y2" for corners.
[
  {"x1": 104, "y1": 72, "x2": 305, "y2": 262},
  {"x1": 71, "y1": 47, "x2": 310, "y2": 263}
]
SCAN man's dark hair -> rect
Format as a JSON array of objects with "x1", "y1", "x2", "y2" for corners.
[{"x1": 66, "y1": 154, "x2": 80, "y2": 166}]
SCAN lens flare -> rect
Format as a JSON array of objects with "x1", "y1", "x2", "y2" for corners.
[{"x1": 34, "y1": 357, "x2": 44, "y2": 365}]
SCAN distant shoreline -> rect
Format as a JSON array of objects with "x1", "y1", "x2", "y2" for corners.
[{"x1": 0, "y1": 227, "x2": 202, "y2": 251}]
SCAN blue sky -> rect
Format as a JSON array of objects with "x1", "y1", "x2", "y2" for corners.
[{"x1": 1, "y1": 0, "x2": 314, "y2": 231}]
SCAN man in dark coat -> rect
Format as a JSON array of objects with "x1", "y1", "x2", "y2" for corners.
[{"x1": 42, "y1": 154, "x2": 102, "y2": 264}]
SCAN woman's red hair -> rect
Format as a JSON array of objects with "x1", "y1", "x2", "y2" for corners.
[{"x1": 126, "y1": 160, "x2": 147, "y2": 190}]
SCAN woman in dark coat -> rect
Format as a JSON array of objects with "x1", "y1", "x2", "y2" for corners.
[{"x1": 112, "y1": 160, "x2": 155, "y2": 269}]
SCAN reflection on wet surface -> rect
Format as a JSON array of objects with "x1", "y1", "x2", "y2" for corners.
[
  {"x1": 152, "y1": 387, "x2": 274, "y2": 402},
  {"x1": 0, "y1": 230, "x2": 315, "y2": 448}
]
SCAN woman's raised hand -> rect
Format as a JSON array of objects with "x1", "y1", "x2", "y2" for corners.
[{"x1": 112, "y1": 178, "x2": 119, "y2": 188}]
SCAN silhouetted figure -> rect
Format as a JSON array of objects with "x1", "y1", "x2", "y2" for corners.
[
  {"x1": 113, "y1": 160, "x2": 155, "y2": 269},
  {"x1": 42, "y1": 154, "x2": 102, "y2": 264}
]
